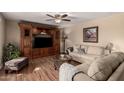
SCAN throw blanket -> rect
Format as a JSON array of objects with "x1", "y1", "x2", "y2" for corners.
[
  {"x1": 5, "y1": 57, "x2": 27, "y2": 66},
  {"x1": 59, "y1": 63, "x2": 78, "y2": 81}
]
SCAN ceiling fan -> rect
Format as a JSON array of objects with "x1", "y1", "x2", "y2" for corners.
[{"x1": 46, "y1": 14, "x2": 71, "y2": 23}]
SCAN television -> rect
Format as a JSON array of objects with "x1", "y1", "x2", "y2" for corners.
[{"x1": 33, "y1": 36, "x2": 53, "y2": 48}]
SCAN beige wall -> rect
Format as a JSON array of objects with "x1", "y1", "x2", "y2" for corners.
[
  {"x1": 5, "y1": 20, "x2": 20, "y2": 47},
  {"x1": 5, "y1": 13, "x2": 124, "y2": 52},
  {"x1": 0, "y1": 14, "x2": 5, "y2": 68},
  {"x1": 65, "y1": 13, "x2": 124, "y2": 52}
]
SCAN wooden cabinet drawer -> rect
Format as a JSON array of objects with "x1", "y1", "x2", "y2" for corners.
[
  {"x1": 32, "y1": 49, "x2": 41, "y2": 58},
  {"x1": 40, "y1": 48, "x2": 48, "y2": 57}
]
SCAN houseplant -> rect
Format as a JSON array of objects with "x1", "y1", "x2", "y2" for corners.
[{"x1": 3, "y1": 43, "x2": 21, "y2": 62}]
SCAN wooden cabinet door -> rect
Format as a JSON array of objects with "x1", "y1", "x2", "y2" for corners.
[
  {"x1": 20, "y1": 24, "x2": 32, "y2": 58},
  {"x1": 40, "y1": 49, "x2": 44, "y2": 57},
  {"x1": 23, "y1": 48, "x2": 31, "y2": 58},
  {"x1": 32, "y1": 48, "x2": 41, "y2": 58},
  {"x1": 43, "y1": 48, "x2": 48, "y2": 56}
]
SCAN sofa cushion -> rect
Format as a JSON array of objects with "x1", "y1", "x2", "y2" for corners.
[
  {"x1": 69, "y1": 52, "x2": 100, "y2": 64},
  {"x1": 80, "y1": 54, "x2": 100, "y2": 62},
  {"x1": 76, "y1": 62, "x2": 91, "y2": 74},
  {"x1": 87, "y1": 46, "x2": 105, "y2": 56},
  {"x1": 70, "y1": 52, "x2": 81, "y2": 58},
  {"x1": 87, "y1": 52, "x2": 124, "y2": 81}
]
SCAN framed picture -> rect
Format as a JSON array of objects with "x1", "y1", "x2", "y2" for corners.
[{"x1": 83, "y1": 26, "x2": 98, "y2": 43}]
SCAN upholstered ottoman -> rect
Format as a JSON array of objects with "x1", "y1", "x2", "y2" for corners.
[{"x1": 5, "y1": 57, "x2": 29, "y2": 73}]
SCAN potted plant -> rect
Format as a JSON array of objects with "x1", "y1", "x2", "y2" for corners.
[{"x1": 3, "y1": 43, "x2": 21, "y2": 63}]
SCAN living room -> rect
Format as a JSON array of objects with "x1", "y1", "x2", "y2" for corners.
[{"x1": 0, "y1": 12, "x2": 124, "y2": 81}]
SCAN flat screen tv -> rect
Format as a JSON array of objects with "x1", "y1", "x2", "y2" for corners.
[{"x1": 33, "y1": 36, "x2": 53, "y2": 48}]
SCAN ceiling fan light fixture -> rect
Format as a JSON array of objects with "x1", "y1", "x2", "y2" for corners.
[{"x1": 55, "y1": 19, "x2": 61, "y2": 23}]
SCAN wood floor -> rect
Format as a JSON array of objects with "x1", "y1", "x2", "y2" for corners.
[{"x1": 0, "y1": 56, "x2": 80, "y2": 81}]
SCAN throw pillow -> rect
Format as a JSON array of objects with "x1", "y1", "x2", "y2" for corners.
[
  {"x1": 77, "y1": 48, "x2": 85, "y2": 54},
  {"x1": 104, "y1": 49, "x2": 110, "y2": 55},
  {"x1": 66, "y1": 47, "x2": 74, "y2": 54},
  {"x1": 68, "y1": 47, "x2": 74, "y2": 52},
  {"x1": 73, "y1": 46, "x2": 78, "y2": 53},
  {"x1": 81, "y1": 45, "x2": 88, "y2": 53}
]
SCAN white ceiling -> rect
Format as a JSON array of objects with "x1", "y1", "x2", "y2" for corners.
[{"x1": 2, "y1": 12, "x2": 117, "y2": 27}]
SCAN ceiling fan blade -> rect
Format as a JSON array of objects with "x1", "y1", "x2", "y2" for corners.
[
  {"x1": 62, "y1": 19, "x2": 71, "y2": 21},
  {"x1": 46, "y1": 14, "x2": 55, "y2": 18},
  {"x1": 61, "y1": 14, "x2": 68, "y2": 18},
  {"x1": 46, "y1": 19, "x2": 54, "y2": 21}
]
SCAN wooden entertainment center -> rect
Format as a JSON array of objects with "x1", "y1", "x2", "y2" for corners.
[{"x1": 19, "y1": 21, "x2": 60, "y2": 59}]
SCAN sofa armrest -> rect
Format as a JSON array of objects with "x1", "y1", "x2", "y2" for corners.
[
  {"x1": 59, "y1": 63, "x2": 78, "y2": 81},
  {"x1": 59, "y1": 63, "x2": 94, "y2": 81},
  {"x1": 108, "y1": 62, "x2": 124, "y2": 81},
  {"x1": 72, "y1": 71, "x2": 94, "y2": 81}
]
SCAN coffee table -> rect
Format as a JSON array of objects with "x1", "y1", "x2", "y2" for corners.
[{"x1": 54, "y1": 54, "x2": 72, "y2": 70}]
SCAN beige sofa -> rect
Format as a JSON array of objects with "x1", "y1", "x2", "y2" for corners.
[
  {"x1": 59, "y1": 52, "x2": 124, "y2": 81},
  {"x1": 67, "y1": 45, "x2": 109, "y2": 64}
]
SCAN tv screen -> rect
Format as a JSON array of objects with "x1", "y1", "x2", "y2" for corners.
[{"x1": 33, "y1": 37, "x2": 53, "y2": 48}]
